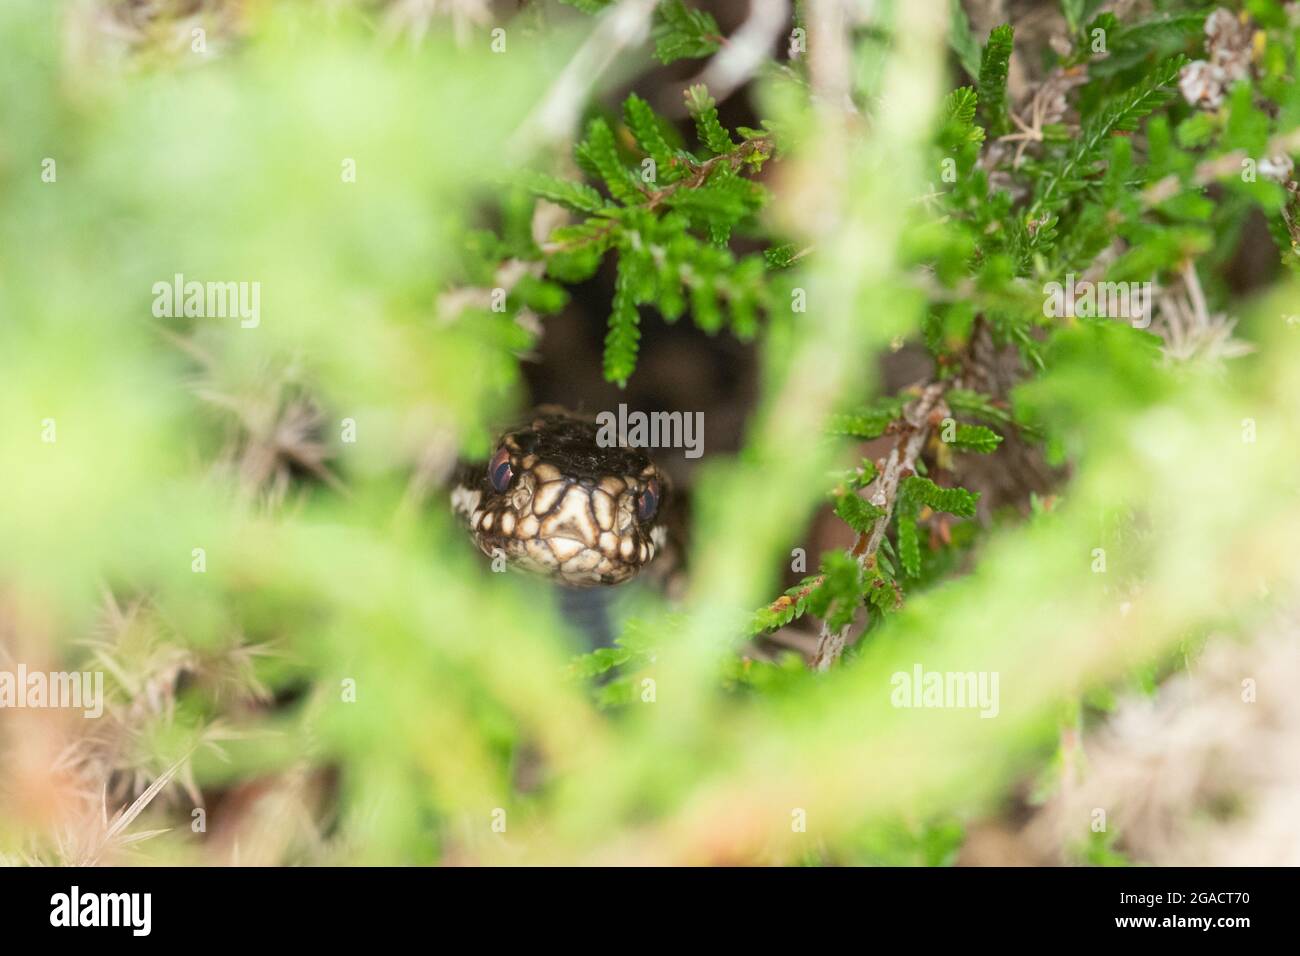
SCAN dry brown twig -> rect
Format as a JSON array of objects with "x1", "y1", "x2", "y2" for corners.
[
  {"x1": 995, "y1": 65, "x2": 1088, "y2": 169},
  {"x1": 809, "y1": 381, "x2": 949, "y2": 671}
]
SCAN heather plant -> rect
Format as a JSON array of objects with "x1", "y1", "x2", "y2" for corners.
[{"x1": 2, "y1": 0, "x2": 1299, "y2": 867}]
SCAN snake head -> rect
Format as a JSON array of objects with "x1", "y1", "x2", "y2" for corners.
[{"x1": 452, "y1": 412, "x2": 668, "y2": 586}]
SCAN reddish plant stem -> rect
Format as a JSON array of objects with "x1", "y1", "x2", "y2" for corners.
[{"x1": 810, "y1": 381, "x2": 948, "y2": 671}]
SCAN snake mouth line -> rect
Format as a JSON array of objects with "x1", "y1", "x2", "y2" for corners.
[{"x1": 471, "y1": 516, "x2": 663, "y2": 587}]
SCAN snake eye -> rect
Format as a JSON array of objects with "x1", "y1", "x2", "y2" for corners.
[
  {"x1": 488, "y1": 448, "x2": 513, "y2": 492},
  {"x1": 637, "y1": 479, "x2": 660, "y2": 521}
]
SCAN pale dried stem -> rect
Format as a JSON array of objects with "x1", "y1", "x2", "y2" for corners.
[
  {"x1": 807, "y1": 0, "x2": 857, "y2": 115},
  {"x1": 1143, "y1": 127, "x2": 1300, "y2": 206},
  {"x1": 689, "y1": 0, "x2": 791, "y2": 105},
  {"x1": 509, "y1": 0, "x2": 659, "y2": 155}
]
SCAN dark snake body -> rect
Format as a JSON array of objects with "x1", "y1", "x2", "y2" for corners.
[{"x1": 451, "y1": 411, "x2": 668, "y2": 587}]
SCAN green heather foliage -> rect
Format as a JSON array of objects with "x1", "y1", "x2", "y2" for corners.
[
  {"x1": 654, "y1": 0, "x2": 724, "y2": 64},
  {"x1": 524, "y1": 85, "x2": 776, "y2": 385},
  {"x1": 977, "y1": 24, "x2": 1014, "y2": 136},
  {"x1": 3, "y1": 0, "x2": 1300, "y2": 867}
]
